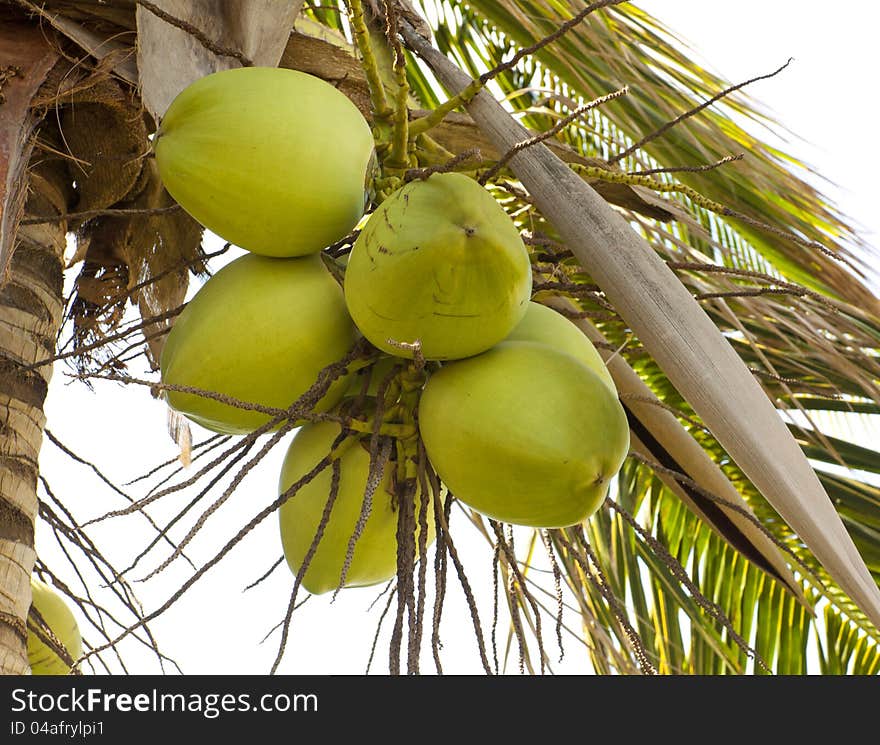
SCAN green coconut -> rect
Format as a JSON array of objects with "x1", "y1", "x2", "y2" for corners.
[
  {"x1": 278, "y1": 421, "x2": 436, "y2": 595},
  {"x1": 506, "y1": 302, "x2": 616, "y2": 394},
  {"x1": 155, "y1": 67, "x2": 376, "y2": 257},
  {"x1": 418, "y1": 341, "x2": 630, "y2": 528},
  {"x1": 27, "y1": 578, "x2": 83, "y2": 675},
  {"x1": 344, "y1": 173, "x2": 532, "y2": 360},
  {"x1": 160, "y1": 253, "x2": 358, "y2": 434}
]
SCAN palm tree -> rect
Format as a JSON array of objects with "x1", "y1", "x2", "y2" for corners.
[{"x1": 1, "y1": 0, "x2": 877, "y2": 674}]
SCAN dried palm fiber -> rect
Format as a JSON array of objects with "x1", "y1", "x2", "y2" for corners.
[{"x1": 30, "y1": 63, "x2": 204, "y2": 370}]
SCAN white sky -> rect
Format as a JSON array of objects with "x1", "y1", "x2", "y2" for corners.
[{"x1": 34, "y1": 2, "x2": 880, "y2": 675}]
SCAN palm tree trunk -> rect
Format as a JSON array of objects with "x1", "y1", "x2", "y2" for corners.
[{"x1": 0, "y1": 160, "x2": 69, "y2": 674}]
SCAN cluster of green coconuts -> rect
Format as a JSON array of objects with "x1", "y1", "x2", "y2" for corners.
[{"x1": 151, "y1": 67, "x2": 630, "y2": 596}]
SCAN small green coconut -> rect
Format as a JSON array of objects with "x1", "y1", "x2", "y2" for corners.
[
  {"x1": 27, "y1": 578, "x2": 83, "y2": 675},
  {"x1": 344, "y1": 173, "x2": 532, "y2": 360},
  {"x1": 160, "y1": 253, "x2": 358, "y2": 434},
  {"x1": 155, "y1": 67, "x2": 376, "y2": 257},
  {"x1": 418, "y1": 341, "x2": 630, "y2": 528},
  {"x1": 506, "y1": 302, "x2": 617, "y2": 394},
  {"x1": 278, "y1": 421, "x2": 436, "y2": 595}
]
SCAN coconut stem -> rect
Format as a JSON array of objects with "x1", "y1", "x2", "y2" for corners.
[
  {"x1": 413, "y1": 132, "x2": 457, "y2": 166},
  {"x1": 344, "y1": 418, "x2": 416, "y2": 439},
  {"x1": 346, "y1": 0, "x2": 391, "y2": 118},
  {"x1": 385, "y1": 0, "x2": 413, "y2": 169},
  {"x1": 408, "y1": 79, "x2": 484, "y2": 137}
]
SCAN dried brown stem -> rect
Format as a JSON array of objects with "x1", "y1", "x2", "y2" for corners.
[
  {"x1": 627, "y1": 452, "x2": 822, "y2": 586},
  {"x1": 43, "y1": 429, "x2": 195, "y2": 569},
  {"x1": 563, "y1": 528, "x2": 657, "y2": 675},
  {"x1": 631, "y1": 153, "x2": 744, "y2": 177},
  {"x1": 271, "y1": 459, "x2": 343, "y2": 674},
  {"x1": 490, "y1": 520, "x2": 547, "y2": 674},
  {"x1": 404, "y1": 148, "x2": 483, "y2": 181},
  {"x1": 367, "y1": 585, "x2": 397, "y2": 674},
  {"x1": 79, "y1": 452, "x2": 336, "y2": 663},
  {"x1": 26, "y1": 306, "x2": 186, "y2": 371},
  {"x1": 21, "y1": 204, "x2": 182, "y2": 225},
  {"x1": 610, "y1": 60, "x2": 793, "y2": 164},
  {"x1": 606, "y1": 499, "x2": 770, "y2": 672},
  {"x1": 244, "y1": 557, "x2": 285, "y2": 593},
  {"x1": 136, "y1": 1, "x2": 253, "y2": 66},
  {"x1": 476, "y1": 1, "x2": 632, "y2": 88},
  {"x1": 480, "y1": 87, "x2": 629, "y2": 183}
]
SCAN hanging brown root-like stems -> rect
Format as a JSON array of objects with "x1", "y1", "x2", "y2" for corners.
[
  {"x1": 367, "y1": 585, "x2": 398, "y2": 674},
  {"x1": 404, "y1": 148, "x2": 483, "y2": 182},
  {"x1": 427, "y1": 464, "x2": 493, "y2": 674},
  {"x1": 490, "y1": 543, "x2": 501, "y2": 675},
  {"x1": 631, "y1": 153, "x2": 744, "y2": 177},
  {"x1": 124, "y1": 433, "x2": 229, "y2": 487},
  {"x1": 259, "y1": 597, "x2": 312, "y2": 645},
  {"x1": 540, "y1": 530, "x2": 566, "y2": 663},
  {"x1": 490, "y1": 521, "x2": 548, "y2": 674},
  {"x1": 40, "y1": 482, "x2": 146, "y2": 624},
  {"x1": 605, "y1": 499, "x2": 770, "y2": 673},
  {"x1": 422, "y1": 449, "x2": 448, "y2": 674},
  {"x1": 271, "y1": 458, "x2": 344, "y2": 674},
  {"x1": 42, "y1": 429, "x2": 195, "y2": 570},
  {"x1": 412, "y1": 444, "x2": 432, "y2": 667},
  {"x1": 609, "y1": 59, "x2": 793, "y2": 165},
  {"x1": 140, "y1": 422, "x2": 300, "y2": 581},
  {"x1": 78, "y1": 450, "x2": 338, "y2": 664},
  {"x1": 244, "y1": 557, "x2": 285, "y2": 593},
  {"x1": 479, "y1": 86, "x2": 629, "y2": 184},
  {"x1": 555, "y1": 529, "x2": 657, "y2": 675},
  {"x1": 38, "y1": 481, "x2": 179, "y2": 673},
  {"x1": 121, "y1": 439, "x2": 258, "y2": 579},
  {"x1": 83, "y1": 343, "x2": 369, "y2": 527},
  {"x1": 334, "y1": 360, "x2": 401, "y2": 597},
  {"x1": 389, "y1": 468, "x2": 418, "y2": 674},
  {"x1": 627, "y1": 451, "x2": 822, "y2": 587},
  {"x1": 142, "y1": 343, "x2": 374, "y2": 580},
  {"x1": 497, "y1": 525, "x2": 530, "y2": 673},
  {"x1": 83, "y1": 407, "x2": 278, "y2": 526}
]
